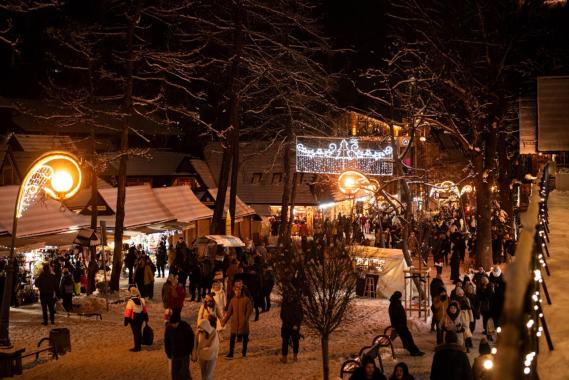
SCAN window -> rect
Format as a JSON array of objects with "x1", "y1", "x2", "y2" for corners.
[
  {"x1": 251, "y1": 173, "x2": 263, "y2": 184},
  {"x1": 272, "y1": 172, "x2": 283, "y2": 184}
]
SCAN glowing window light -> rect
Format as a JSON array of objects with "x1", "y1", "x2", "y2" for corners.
[{"x1": 295, "y1": 136, "x2": 393, "y2": 175}]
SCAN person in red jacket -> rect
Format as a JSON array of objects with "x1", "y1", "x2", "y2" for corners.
[{"x1": 124, "y1": 287, "x2": 148, "y2": 352}]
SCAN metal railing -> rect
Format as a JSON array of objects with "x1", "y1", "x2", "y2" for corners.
[{"x1": 494, "y1": 163, "x2": 553, "y2": 380}]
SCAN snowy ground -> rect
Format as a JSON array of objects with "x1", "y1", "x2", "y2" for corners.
[
  {"x1": 9, "y1": 262, "x2": 489, "y2": 379},
  {"x1": 537, "y1": 191, "x2": 569, "y2": 380}
]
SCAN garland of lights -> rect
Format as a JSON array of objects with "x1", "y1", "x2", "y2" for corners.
[
  {"x1": 17, "y1": 165, "x2": 53, "y2": 218},
  {"x1": 295, "y1": 136, "x2": 394, "y2": 175}
]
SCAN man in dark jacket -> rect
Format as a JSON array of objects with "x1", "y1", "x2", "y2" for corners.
[
  {"x1": 35, "y1": 264, "x2": 59, "y2": 325},
  {"x1": 280, "y1": 293, "x2": 303, "y2": 363},
  {"x1": 388, "y1": 291, "x2": 424, "y2": 356},
  {"x1": 430, "y1": 331, "x2": 473, "y2": 380},
  {"x1": 430, "y1": 273, "x2": 446, "y2": 331},
  {"x1": 164, "y1": 312, "x2": 194, "y2": 380},
  {"x1": 125, "y1": 245, "x2": 137, "y2": 285}
]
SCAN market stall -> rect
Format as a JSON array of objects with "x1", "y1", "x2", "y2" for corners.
[{"x1": 351, "y1": 245, "x2": 408, "y2": 298}]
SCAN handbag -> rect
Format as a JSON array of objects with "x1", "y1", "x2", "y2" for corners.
[{"x1": 142, "y1": 322, "x2": 154, "y2": 346}]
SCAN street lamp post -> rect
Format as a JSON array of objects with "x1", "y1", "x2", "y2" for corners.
[{"x1": 0, "y1": 151, "x2": 82, "y2": 348}]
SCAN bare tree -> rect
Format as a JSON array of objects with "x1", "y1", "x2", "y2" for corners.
[{"x1": 274, "y1": 243, "x2": 357, "y2": 380}]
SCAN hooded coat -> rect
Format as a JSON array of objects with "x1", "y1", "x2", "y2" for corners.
[
  {"x1": 439, "y1": 302, "x2": 468, "y2": 346},
  {"x1": 192, "y1": 319, "x2": 219, "y2": 362}
]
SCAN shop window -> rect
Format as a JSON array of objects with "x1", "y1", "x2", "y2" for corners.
[
  {"x1": 251, "y1": 173, "x2": 263, "y2": 184},
  {"x1": 272, "y1": 172, "x2": 283, "y2": 184}
]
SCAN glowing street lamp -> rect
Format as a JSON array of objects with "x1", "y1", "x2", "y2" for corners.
[{"x1": 0, "y1": 151, "x2": 82, "y2": 347}]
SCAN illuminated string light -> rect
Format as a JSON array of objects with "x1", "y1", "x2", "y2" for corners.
[{"x1": 295, "y1": 136, "x2": 394, "y2": 175}]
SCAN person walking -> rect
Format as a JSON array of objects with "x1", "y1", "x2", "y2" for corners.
[
  {"x1": 35, "y1": 264, "x2": 59, "y2": 325},
  {"x1": 125, "y1": 245, "x2": 137, "y2": 285},
  {"x1": 430, "y1": 273, "x2": 446, "y2": 331},
  {"x1": 389, "y1": 362, "x2": 415, "y2": 380},
  {"x1": 388, "y1": 291, "x2": 424, "y2": 356},
  {"x1": 145, "y1": 256, "x2": 156, "y2": 300},
  {"x1": 262, "y1": 266, "x2": 275, "y2": 311},
  {"x1": 349, "y1": 355, "x2": 387, "y2": 380},
  {"x1": 280, "y1": 292, "x2": 303, "y2": 363},
  {"x1": 123, "y1": 287, "x2": 148, "y2": 352},
  {"x1": 156, "y1": 237, "x2": 167, "y2": 278},
  {"x1": 192, "y1": 319, "x2": 219, "y2": 380},
  {"x1": 197, "y1": 293, "x2": 224, "y2": 328},
  {"x1": 221, "y1": 284, "x2": 253, "y2": 359},
  {"x1": 72, "y1": 262, "x2": 83, "y2": 296},
  {"x1": 59, "y1": 268, "x2": 75, "y2": 313},
  {"x1": 164, "y1": 312, "x2": 195, "y2": 380},
  {"x1": 477, "y1": 277, "x2": 494, "y2": 340},
  {"x1": 454, "y1": 287, "x2": 474, "y2": 350},
  {"x1": 134, "y1": 259, "x2": 147, "y2": 297},
  {"x1": 430, "y1": 331, "x2": 473, "y2": 380},
  {"x1": 439, "y1": 301, "x2": 467, "y2": 348},
  {"x1": 433, "y1": 289, "x2": 449, "y2": 344},
  {"x1": 472, "y1": 338, "x2": 493, "y2": 380}
]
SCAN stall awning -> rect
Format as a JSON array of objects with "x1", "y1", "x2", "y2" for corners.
[
  {"x1": 153, "y1": 186, "x2": 213, "y2": 223},
  {"x1": 0, "y1": 186, "x2": 89, "y2": 239},
  {"x1": 98, "y1": 185, "x2": 175, "y2": 229},
  {"x1": 207, "y1": 188, "x2": 256, "y2": 218},
  {"x1": 195, "y1": 235, "x2": 245, "y2": 247}
]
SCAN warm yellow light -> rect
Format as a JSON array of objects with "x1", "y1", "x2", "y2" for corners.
[
  {"x1": 419, "y1": 136, "x2": 427, "y2": 142},
  {"x1": 483, "y1": 359, "x2": 494, "y2": 370},
  {"x1": 51, "y1": 170, "x2": 74, "y2": 193},
  {"x1": 344, "y1": 177, "x2": 355, "y2": 189}
]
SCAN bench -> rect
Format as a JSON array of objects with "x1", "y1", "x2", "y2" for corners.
[{"x1": 78, "y1": 312, "x2": 102, "y2": 321}]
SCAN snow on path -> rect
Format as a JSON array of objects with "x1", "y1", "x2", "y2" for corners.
[
  {"x1": 13, "y1": 268, "x2": 486, "y2": 379},
  {"x1": 537, "y1": 191, "x2": 569, "y2": 380}
]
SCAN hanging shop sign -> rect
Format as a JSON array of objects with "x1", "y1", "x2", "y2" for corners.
[{"x1": 295, "y1": 136, "x2": 393, "y2": 175}]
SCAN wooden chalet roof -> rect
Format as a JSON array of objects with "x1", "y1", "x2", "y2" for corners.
[{"x1": 203, "y1": 142, "x2": 319, "y2": 206}]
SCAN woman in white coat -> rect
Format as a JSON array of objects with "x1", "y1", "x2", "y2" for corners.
[{"x1": 192, "y1": 319, "x2": 219, "y2": 380}]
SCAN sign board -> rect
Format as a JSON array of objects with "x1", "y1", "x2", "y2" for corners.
[
  {"x1": 537, "y1": 76, "x2": 569, "y2": 152},
  {"x1": 295, "y1": 136, "x2": 393, "y2": 175},
  {"x1": 519, "y1": 97, "x2": 537, "y2": 154}
]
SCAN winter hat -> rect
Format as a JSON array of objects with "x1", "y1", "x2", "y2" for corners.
[
  {"x1": 479, "y1": 337, "x2": 491, "y2": 355},
  {"x1": 456, "y1": 287, "x2": 465, "y2": 297},
  {"x1": 445, "y1": 331, "x2": 458, "y2": 344},
  {"x1": 129, "y1": 287, "x2": 141, "y2": 297}
]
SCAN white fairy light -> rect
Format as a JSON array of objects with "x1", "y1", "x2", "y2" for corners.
[
  {"x1": 491, "y1": 347, "x2": 497, "y2": 355},
  {"x1": 524, "y1": 367, "x2": 531, "y2": 375},
  {"x1": 526, "y1": 319, "x2": 534, "y2": 328},
  {"x1": 296, "y1": 136, "x2": 394, "y2": 175}
]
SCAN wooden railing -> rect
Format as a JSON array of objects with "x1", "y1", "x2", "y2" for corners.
[{"x1": 493, "y1": 163, "x2": 553, "y2": 380}]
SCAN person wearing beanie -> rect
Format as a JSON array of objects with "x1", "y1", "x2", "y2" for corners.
[
  {"x1": 430, "y1": 331, "x2": 473, "y2": 380},
  {"x1": 454, "y1": 287, "x2": 474, "y2": 350},
  {"x1": 165, "y1": 312, "x2": 195, "y2": 380},
  {"x1": 124, "y1": 286, "x2": 148, "y2": 352},
  {"x1": 388, "y1": 291, "x2": 424, "y2": 356},
  {"x1": 349, "y1": 355, "x2": 387, "y2": 380},
  {"x1": 472, "y1": 338, "x2": 494, "y2": 380}
]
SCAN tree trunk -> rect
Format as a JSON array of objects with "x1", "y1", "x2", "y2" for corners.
[
  {"x1": 111, "y1": 126, "x2": 128, "y2": 291},
  {"x1": 321, "y1": 335, "x2": 330, "y2": 380},
  {"x1": 211, "y1": 146, "x2": 232, "y2": 234},
  {"x1": 475, "y1": 176, "x2": 494, "y2": 270},
  {"x1": 497, "y1": 133, "x2": 514, "y2": 220},
  {"x1": 87, "y1": 130, "x2": 98, "y2": 295},
  {"x1": 278, "y1": 141, "x2": 292, "y2": 245},
  {"x1": 286, "y1": 172, "x2": 298, "y2": 238},
  {"x1": 110, "y1": 0, "x2": 141, "y2": 292},
  {"x1": 229, "y1": 127, "x2": 239, "y2": 234},
  {"x1": 211, "y1": 0, "x2": 243, "y2": 235}
]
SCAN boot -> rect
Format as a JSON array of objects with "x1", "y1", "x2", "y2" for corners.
[
  {"x1": 293, "y1": 353, "x2": 298, "y2": 362},
  {"x1": 280, "y1": 356, "x2": 287, "y2": 364}
]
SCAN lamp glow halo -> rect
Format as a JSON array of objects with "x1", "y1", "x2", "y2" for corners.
[
  {"x1": 17, "y1": 152, "x2": 82, "y2": 218},
  {"x1": 338, "y1": 170, "x2": 371, "y2": 195}
]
